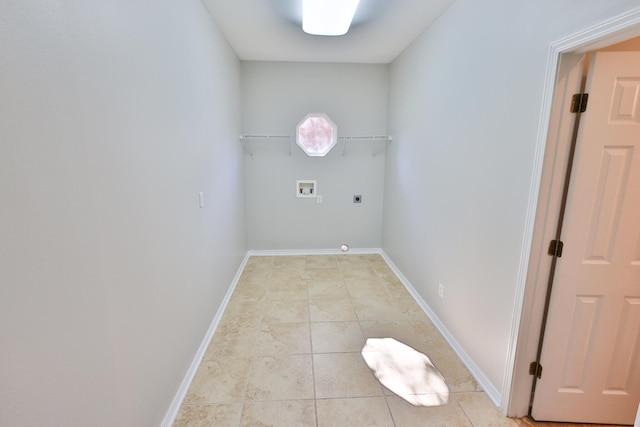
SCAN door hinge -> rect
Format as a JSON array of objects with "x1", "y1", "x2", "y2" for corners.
[
  {"x1": 548, "y1": 239, "x2": 564, "y2": 257},
  {"x1": 529, "y1": 361, "x2": 543, "y2": 379},
  {"x1": 570, "y1": 93, "x2": 588, "y2": 113}
]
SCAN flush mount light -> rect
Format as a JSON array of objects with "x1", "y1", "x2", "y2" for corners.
[{"x1": 302, "y1": 0, "x2": 361, "y2": 36}]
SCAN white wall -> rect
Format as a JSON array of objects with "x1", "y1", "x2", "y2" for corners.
[
  {"x1": 242, "y1": 62, "x2": 388, "y2": 250},
  {"x1": 0, "y1": 1, "x2": 245, "y2": 425},
  {"x1": 383, "y1": 0, "x2": 640, "y2": 404}
]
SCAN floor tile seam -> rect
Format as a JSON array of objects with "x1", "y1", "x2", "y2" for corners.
[
  {"x1": 242, "y1": 269, "x2": 275, "y2": 281},
  {"x1": 177, "y1": 402, "x2": 243, "y2": 407},
  {"x1": 314, "y1": 396, "x2": 391, "y2": 402},
  {"x1": 254, "y1": 315, "x2": 311, "y2": 354},
  {"x1": 309, "y1": 324, "x2": 320, "y2": 427},
  {"x1": 315, "y1": 391, "x2": 387, "y2": 399},
  {"x1": 203, "y1": 260, "x2": 368, "y2": 422},
  {"x1": 450, "y1": 390, "x2": 484, "y2": 396},
  {"x1": 309, "y1": 319, "x2": 361, "y2": 324},
  {"x1": 310, "y1": 349, "x2": 368, "y2": 356},
  {"x1": 311, "y1": 350, "x2": 365, "y2": 356},
  {"x1": 307, "y1": 295, "x2": 351, "y2": 300},
  {"x1": 335, "y1": 262, "x2": 346, "y2": 279},
  {"x1": 355, "y1": 316, "x2": 412, "y2": 323},
  {"x1": 382, "y1": 394, "x2": 399, "y2": 427},
  {"x1": 185, "y1": 260, "x2": 529, "y2": 427},
  {"x1": 192, "y1": 396, "x2": 315, "y2": 405},
  {"x1": 253, "y1": 351, "x2": 314, "y2": 356},
  {"x1": 313, "y1": 352, "x2": 387, "y2": 399},
  {"x1": 307, "y1": 302, "x2": 318, "y2": 354},
  {"x1": 185, "y1": 397, "x2": 246, "y2": 405},
  {"x1": 311, "y1": 328, "x2": 364, "y2": 354},
  {"x1": 256, "y1": 259, "x2": 391, "y2": 420},
  {"x1": 260, "y1": 319, "x2": 311, "y2": 325},
  {"x1": 237, "y1": 278, "x2": 270, "y2": 403},
  {"x1": 450, "y1": 393, "x2": 479, "y2": 426},
  {"x1": 355, "y1": 314, "x2": 368, "y2": 341},
  {"x1": 239, "y1": 397, "x2": 317, "y2": 403}
]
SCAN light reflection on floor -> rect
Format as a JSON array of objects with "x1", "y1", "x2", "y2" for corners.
[{"x1": 362, "y1": 337, "x2": 449, "y2": 407}]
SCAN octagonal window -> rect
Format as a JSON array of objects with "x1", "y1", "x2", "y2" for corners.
[{"x1": 296, "y1": 113, "x2": 338, "y2": 157}]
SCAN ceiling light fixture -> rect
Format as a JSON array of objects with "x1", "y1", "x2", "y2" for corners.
[{"x1": 302, "y1": 0, "x2": 361, "y2": 36}]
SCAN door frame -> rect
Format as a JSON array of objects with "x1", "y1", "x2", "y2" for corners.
[{"x1": 505, "y1": 7, "x2": 640, "y2": 418}]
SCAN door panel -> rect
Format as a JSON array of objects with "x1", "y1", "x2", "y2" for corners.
[
  {"x1": 584, "y1": 146, "x2": 633, "y2": 263},
  {"x1": 606, "y1": 298, "x2": 640, "y2": 393},
  {"x1": 531, "y1": 51, "x2": 640, "y2": 424}
]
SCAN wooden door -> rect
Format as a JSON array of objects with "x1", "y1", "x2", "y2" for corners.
[{"x1": 531, "y1": 51, "x2": 640, "y2": 424}]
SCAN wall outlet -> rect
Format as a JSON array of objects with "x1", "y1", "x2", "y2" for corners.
[{"x1": 438, "y1": 283, "x2": 444, "y2": 298}]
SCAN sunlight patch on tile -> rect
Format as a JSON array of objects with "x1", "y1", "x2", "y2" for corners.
[{"x1": 361, "y1": 337, "x2": 449, "y2": 407}]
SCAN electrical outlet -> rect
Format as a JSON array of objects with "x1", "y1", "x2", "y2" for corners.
[{"x1": 438, "y1": 283, "x2": 444, "y2": 298}]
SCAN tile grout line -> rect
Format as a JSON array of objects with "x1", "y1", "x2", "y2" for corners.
[
  {"x1": 360, "y1": 260, "x2": 397, "y2": 427},
  {"x1": 239, "y1": 263, "x2": 272, "y2": 426},
  {"x1": 304, "y1": 258, "x2": 320, "y2": 427},
  {"x1": 341, "y1": 257, "x2": 399, "y2": 427},
  {"x1": 451, "y1": 394, "x2": 479, "y2": 427},
  {"x1": 176, "y1": 255, "x2": 610, "y2": 426}
]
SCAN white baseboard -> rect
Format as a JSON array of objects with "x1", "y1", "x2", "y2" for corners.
[
  {"x1": 160, "y1": 252, "x2": 250, "y2": 427},
  {"x1": 248, "y1": 248, "x2": 383, "y2": 256},
  {"x1": 161, "y1": 248, "x2": 501, "y2": 426},
  {"x1": 379, "y1": 251, "x2": 502, "y2": 407}
]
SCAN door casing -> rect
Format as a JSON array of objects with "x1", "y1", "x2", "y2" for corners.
[{"x1": 505, "y1": 8, "x2": 640, "y2": 418}]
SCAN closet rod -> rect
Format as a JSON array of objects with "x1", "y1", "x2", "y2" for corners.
[
  {"x1": 239, "y1": 134, "x2": 291, "y2": 139},
  {"x1": 339, "y1": 135, "x2": 392, "y2": 156},
  {"x1": 239, "y1": 134, "x2": 292, "y2": 157},
  {"x1": 338, "y1": 135, "x2": 393, "y2": 141}
]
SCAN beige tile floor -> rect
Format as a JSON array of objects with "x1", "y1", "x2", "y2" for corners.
[{"x1": 173, "y1": 255, "x2": 625, "y2": 427}]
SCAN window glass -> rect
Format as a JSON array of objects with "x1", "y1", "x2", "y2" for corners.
[{"x1": 296, "y1": 113, "x2": 337, "y2": 157}]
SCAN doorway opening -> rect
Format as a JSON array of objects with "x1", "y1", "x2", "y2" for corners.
[{"x1": 507, "y1": 8, "x2": 640, "y2": 424}]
